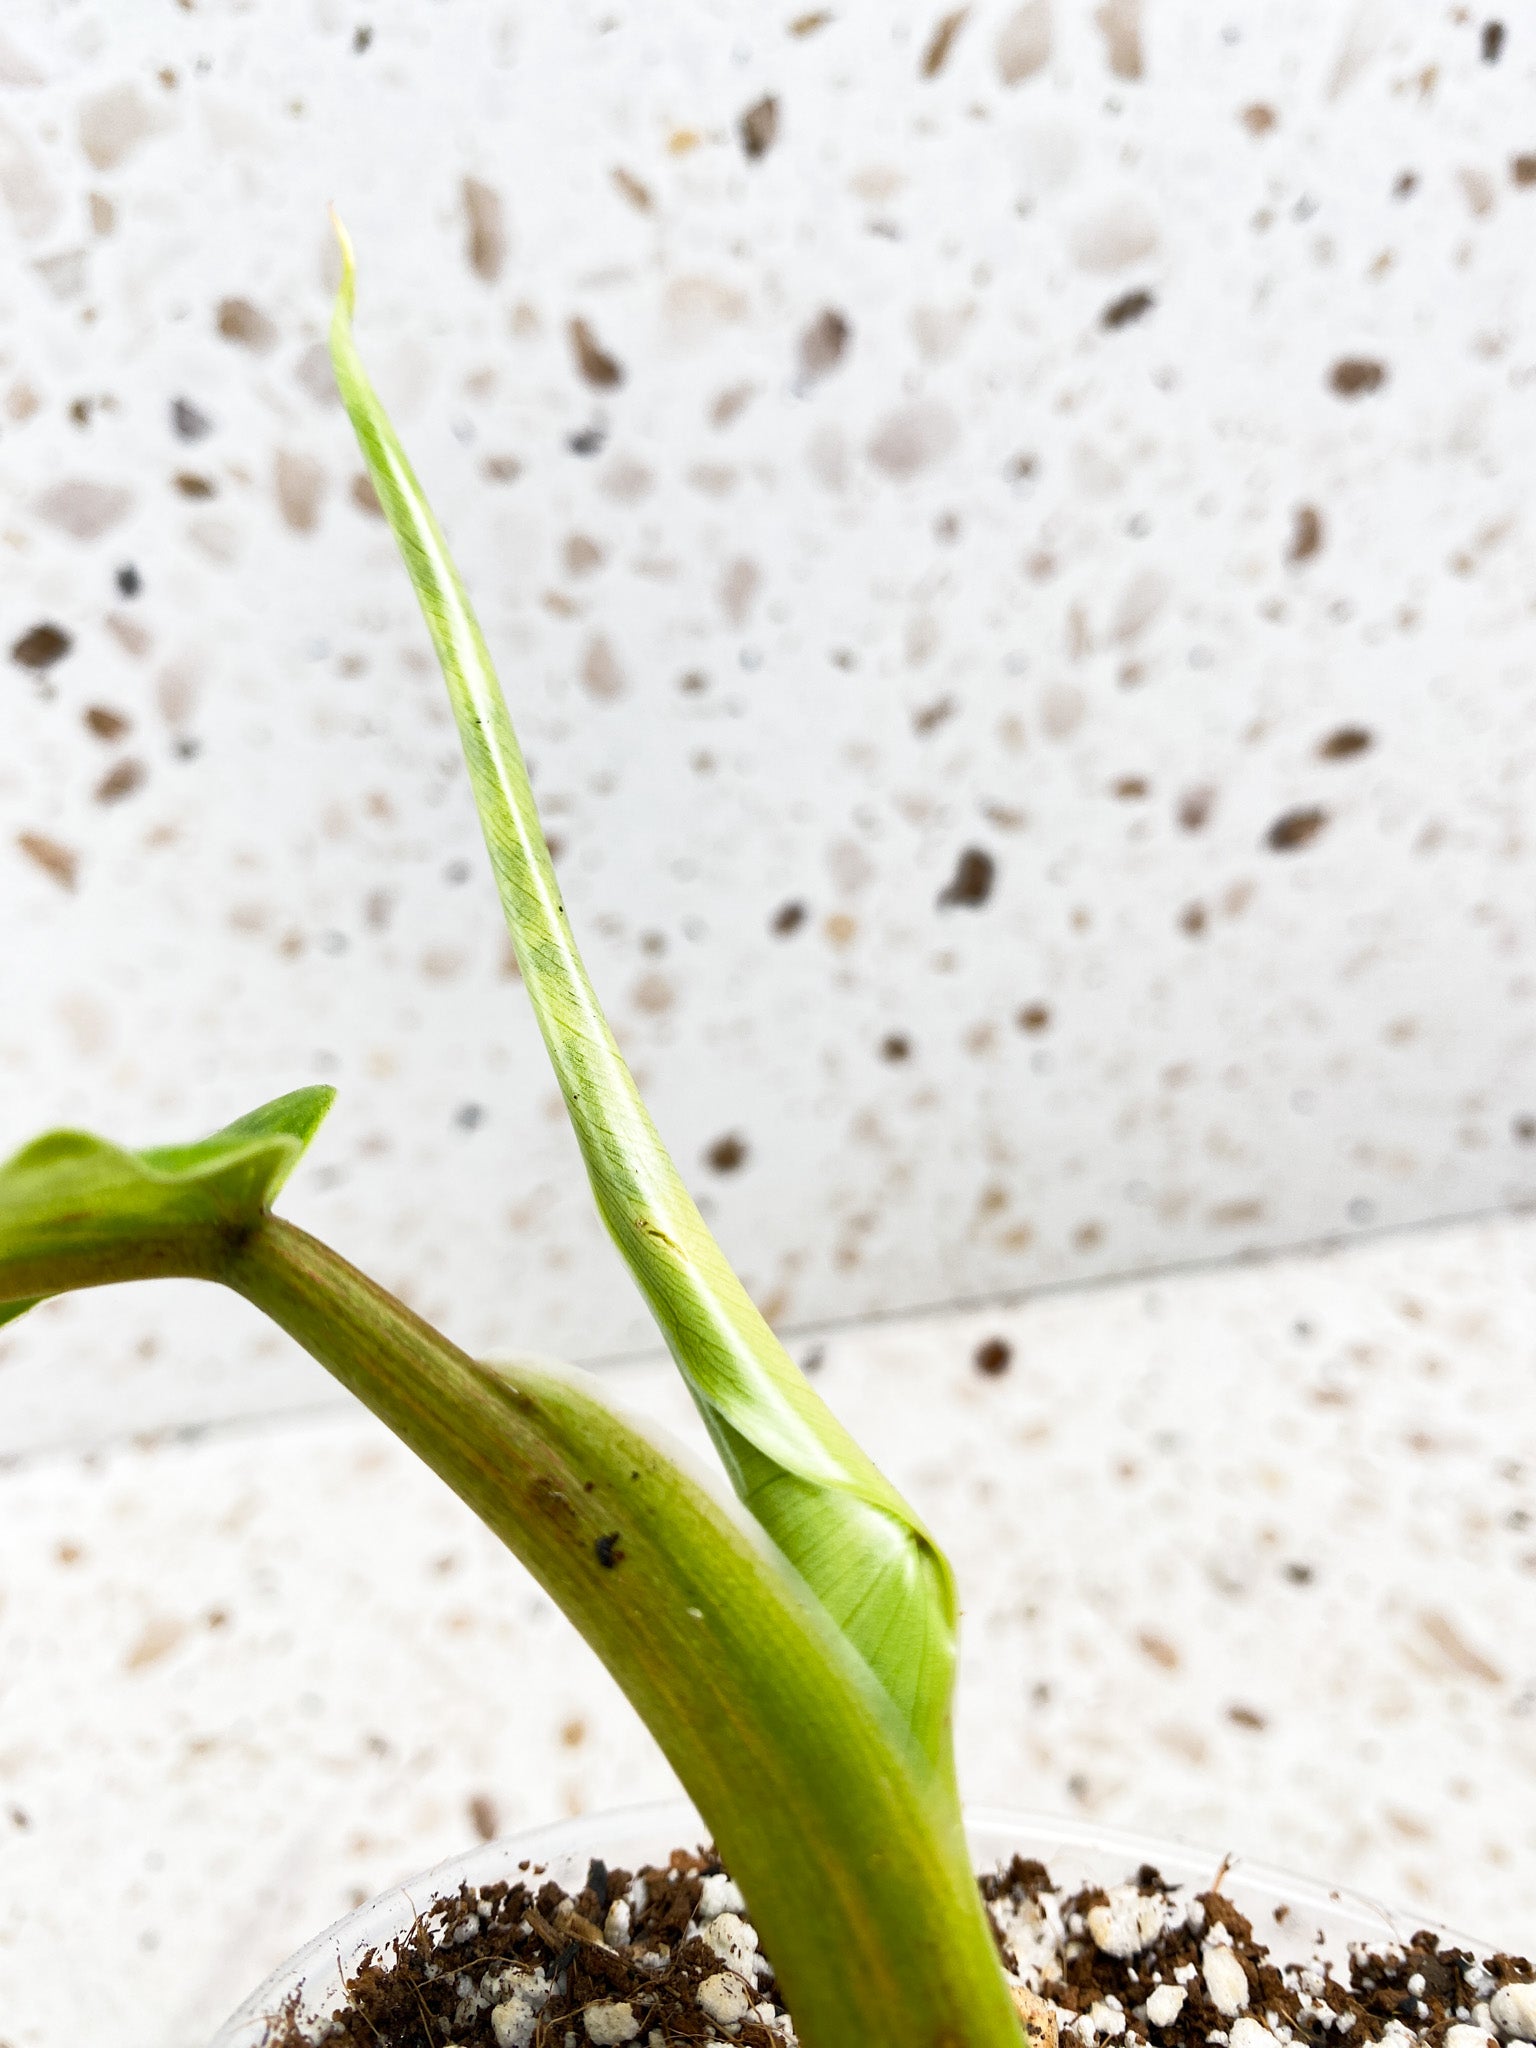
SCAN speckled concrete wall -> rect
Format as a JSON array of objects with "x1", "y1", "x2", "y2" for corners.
[{"x1": 5, "y1": 1, "x2": 1536, "y2": 1449}]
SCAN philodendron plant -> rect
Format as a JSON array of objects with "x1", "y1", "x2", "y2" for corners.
[{"x1": 0, "y1": 226, "x2": 1024, "y2": 2048}]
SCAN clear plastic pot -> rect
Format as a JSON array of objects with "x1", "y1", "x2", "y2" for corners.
[{"x1": 211, "y1": 1799, "x2": 1476, "y2": 2047}]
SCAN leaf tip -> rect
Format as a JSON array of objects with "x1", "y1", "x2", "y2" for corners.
[{"x1": 328, "y1": 205, "x2": 358, "y2": 335}]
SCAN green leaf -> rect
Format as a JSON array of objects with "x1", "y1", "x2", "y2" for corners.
[
  {"x1": 0, "y1": 1086, "x2": 335, "y2": 1318},
  {"x1": 329, "y1": 223, "x2": 957, "y2": 1765}
]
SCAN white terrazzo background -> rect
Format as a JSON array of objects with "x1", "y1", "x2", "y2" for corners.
[
  {"x1": 6, "y1": 0, "x2": 1536, "y2": 1445},
  {"x1": 4, "y1": 8, "x2": 1536, "y2": 2047},
  {"x1": 3, "y1": 1208, "x2": 1535, "y2": 2048}
]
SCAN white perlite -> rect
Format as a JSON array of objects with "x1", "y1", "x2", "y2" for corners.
[
  {"x1": 1203, "y1": 1940, "x2": 1251, "y2": 2018},
  {"x1": 583, "y1": 2003, "x2": 640, "y2": 2046},
  {"x1": 1146, "y1": 1986, "x2": 1187, "y2": 2029},
  {"x1": 698, "y1": 1973, "x2": 753, "y2": 2026},
  {"x1": 697, "y1": 1872, "x2": 747, "y2": 1922},
  {"x1": 490, "y1": 1969, "x2": 553, "y2": 2048},
  {"x1": 603, "y1": 1898, "x2": 631, "y2": 1949},
  {"x1": 1230, "y1": 2018, "x2": 1277, "y2": 2048},
  {"x1": 1491, "y1": 1986, "x2": 1536, "y2": 2043},
  {"x1": 701, "y1": 1909, "x2": 760, "y2": 1977},
  {"x1": 1444, "y1": 2029, "x2": 1496, "y2": 2048},
  {"x1": 1087, "y1": 1887, "x2": 1167, "y2": 1959}
]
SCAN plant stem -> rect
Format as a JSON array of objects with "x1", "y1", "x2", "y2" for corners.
[{"x1": 221, "y1": 1217, "x2": 1023, "y2": 2048}]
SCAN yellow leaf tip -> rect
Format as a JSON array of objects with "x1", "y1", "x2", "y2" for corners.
[{"x1": 328, "y1": 205, "x2": 357, "y2": 327}]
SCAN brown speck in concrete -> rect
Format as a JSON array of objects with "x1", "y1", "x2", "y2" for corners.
[
  {"x1": 1094, "y1": 0, "x2": 1143, "y2": 80},
  {"x1": 799, "y1": 307, "x2": 851, "y2": 379},
  {"x1": 1287, "y1": 504, "x2": 1323, "y2": 563},
  {"x1": 1329, "y1": 357, "x2": 1386, "y2": 398},
  {"x1": 1415, "y1": 1607, "x2": 1503, "y2": 1683},
  {"x1": 711, "y1": 384, "x2": 755, "y2": 428},
  {"x1": 156, "y1": 657, "x2": 201, "y2": 727},
  {"x1": 171, "y1": 397, "x2": 212, "y2": 441},
  {"x1": 1102, "y1": 288, "x2": 1154, "y2": 329},
  {"x1": 1513, "y1": 154, "x2": 1536, "y2": 186},
  {"x1": 1482, "y1": 19, "x2": 1505, "y2": 63},
  {"x1": 421, "y1": 947, "x2": 467, "y2": 983},
  {"x1": 35, "y1": 479, "x2": 133, "y2": 540},
  {"x1": 1178, "y1": 786, "x2": 1215, "y2": 832},
  {"x1": 718, "y1": 556, "x2": 761, "y2": 626},
  {"x1": 771, "y1": 901, "x2": 806, "y2": 935},
  {"x1": 1227, "y1": 1702, "x2": 1268, "y2": 1730},
  {"x1": 84, "y1": 704, "x2": 130, "y2": 740},
  {"x1": 1458, "y1": 166, "x2": 1496, "y2": 217},
  {"x1": 124, "y1": 1614, "x2": 184, "y2": 1672},
  {"x1": 94, "y1": 758, "x2": 145, "y2": 804},
  {"x1": 1319, "y1": 725, "x2": 1372, "y2": 760},
  {"x1": 938, "y1": 846, "x2": 994, "y2": 907},
  {"x1": 1179, "y1": 902, "x2": 1207, "y2": 936},
  {"x1": 1017, "y1": 1003, "x2": 1051, "y2": 1032},
  {"x1": 275, "y1": 451, "x2": 325, "y2": 533},
  {"x1": 11, "y1": 623, "x2": 71, "y2": 670},
  {"x1": 79, "y1": 83, "x2": 159, "y2": 170},
  {"x1": 739, "y1": 95, "x2": 779, "y2": 160},
  {"x1": 914, "y1": 695, "x2": 955, "y2": 734},
  {"x1": 869, "y1": 400, "x2": 959, "y2": 479},
  {"x1": 1138, "y1": 1630, "x2": 1180, "y2": 1670},
  {"x1": 1072, "y1": 203, "x2": 1160, "y2": 274},
  {"x1": 921, "y1": 9, "x2": 970, "y2": 78},
  {"x1": 481, "y1": 454, "x2": 523, "y2": 484},
  {"x1": 881, "y1": 1033, "x2": 912, "y2": 1062},
  {"x1": 174, "y1": 471, "x2": 215, "y2": 499},
  {"x1": 631, "y1": 972, "x2": 675, "y2": 1016},
  {"x1": 1111, "y1": 775, "x2": 1149, "y2": 799},
  {"x1": 706, "y1": 1133, "x2": 748, "y2": 1172},
  {"x1": 216, "y1": 296, "x2": 277, "y2": 353},
  {"x1": 974, "y1": 1336, "x2": 1012, "y2": 1376},
  {"x1": 1073, "y1": 1221, "x2": 1104, "y2": 1251},
  {"x1": 468, "y1": 1794, "x2": 499, "y2": 1843},
  {"x1": 563, "y1": 533, "x2": 604, "y2": 577},
  {"x1": 599, "y1": 457, "x2": 654, "y2": 503},
  {"x1": 1241, "y1": 103, "x2": 1277, "y2": 135},
  {"x1": 611, "y1": 166, "x2": 653, "y2": 213},
  {"x1": 18, "y1": 832, "x2": 78, "y2": 890},
  {"x1": 461, "y1": 176, "x2": 507, "y2": 282},
  {"x1": 1266, "y1": 806, "x2": 1328, "y2": 852},
  {"x1": 580, "y1": 634, "x2": 626, "y2": 702},
  {"x1": 996, "y1": 0, "x2": 1051, "y2": 82},
  {"x1": 350, "y1": 472, "x2": 384, "y2": 517},
  {"x1": 106, "y1": 615, "x2": 150, "y2": 659},
  {"x1": 569, "y1": 316, "x2": 624, "y2": 389},
  {"x1": 1042, "y1": 682, "x2": 1086, "y2": 740}
]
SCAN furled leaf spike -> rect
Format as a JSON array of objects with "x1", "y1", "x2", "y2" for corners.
[{"x1": 328, "y1": 225, "x2": 959, "y2": 1770}]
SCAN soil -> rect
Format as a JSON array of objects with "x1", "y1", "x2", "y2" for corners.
[{"x1": 260, "y1": 1842, "x2": 1532, "y2": 2048}]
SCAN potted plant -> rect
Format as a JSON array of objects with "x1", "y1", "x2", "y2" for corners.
[{"x1": 0, "y1": 229, "x2": 1524, "y2": 2048}]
